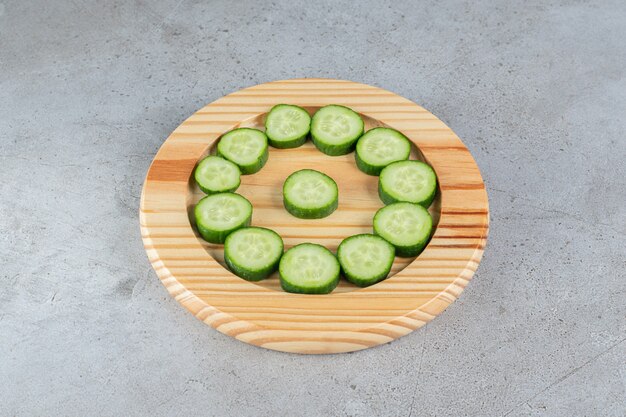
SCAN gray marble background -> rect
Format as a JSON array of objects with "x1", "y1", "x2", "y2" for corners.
[{"x1": 1, "y1": 1, "x2": 624, "y2": 416}]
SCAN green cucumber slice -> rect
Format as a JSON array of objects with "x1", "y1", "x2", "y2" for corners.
[
  {"x1": 337, "y1": 234, "x2": 395, "y2": 287},
  {"x1": 355, "y1": 127, "x2": 411, "y2": 176},
  {"x1": 194, "y1": 193, "x2": 252, "y2": 244},
  {"x1": 283, "y1": 169, "x2": 338, "y2": 219},
  {"x1": 265, "y1": 104, "x2": 311, "y2": 148},
  {"x1": 224, "y1": 227, "x2": 284, "y2": 281},
  {"x1": 379, "y1": 160, "x2": 437, "y2": 207},
  {"x1": 373, "y1": 202, "x2": 433, "y2": 257},
  {"x1": 194, "y1": 155, "x2": 241, "y2": 194},
  {"x1": 279, "y1": 243, "x2": 340, "y2": 294},
  {"x1": 217, "y1": 128, "x2": 269, "y2": 174},
  {"x1": 310, "y1": 105, "x2": 364, "y2": 156}
]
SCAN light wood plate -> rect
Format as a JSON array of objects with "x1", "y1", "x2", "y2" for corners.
[{"x1": 140, "y1": 79, "x2": 489, "y2": 354}]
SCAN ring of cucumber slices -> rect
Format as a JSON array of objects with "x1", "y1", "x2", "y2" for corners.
[{"x1": 192, "y1": 105, "x2": 438, "y2": 293}]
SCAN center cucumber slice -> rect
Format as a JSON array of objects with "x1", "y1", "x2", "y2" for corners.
[
  {"x1": 379, "y1": 160, "x2": 437, "y2": 208},
  {"x1": 265, "y1": 104, "x2": 311, "y2": 148},
  {"x1": 337, "y1": 234, "x2": 396, "y2": 287},
  {"x1": 373, "y1": 202, "x2": 433, "y2": 257},
  {"x1": 310, "y1": 105, "x2": 364, "y2": 156},
  {"x1": 355, "y1": 127, "x2": 411, "y2": 175},
  {"x1": 217, "y1": 128, "x2": 269, "y2": 174},
  {"x1": 194, "y1": 155, "x2": 241, "y2": 194},
  {"x1": 283, "y1": 169, "x2": 338, "y2": 219},
  {"x1": 194, "y1": 193, "x2": 252, "y2": 244},
  {"x1": 279, "y1": 243, "x2": 340, "y2": 294},
  {"x1": 224, "y1": 227, "x2": 284, "y2": 281}
]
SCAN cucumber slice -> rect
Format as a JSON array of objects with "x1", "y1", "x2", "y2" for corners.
[
  {"x1": 337, "y1": 234, "x2": 395, "y2": 287},
  {"x1": 310, "y1": 105, "x2": 364, "y2": 156},
  {"x1": 373, "y1": 202, "x2": 433, "y2": 257},
  {"x1": 283, "y1": 169, "x2": 338, "y2": 219},
  {"x1": 194, "y1": 193, "x2": 252, "y2": 244},
  {"x1": 279, "y1": 243, "x2": 340, "y2": 294},
  {"x1": 224, "y1": 227, "x2": 284, "y2": 281},
  {"x1": 194, "y1": 155, "x2": 241, "y2": 194},
  {"x1": 217, "y1": 128, "x2": 269, "y2": 174},
  {"x1": 355, "y1": 127, "x2": 411, "y2": 176},
  {"x1": 265, "y1": 104, "x2": 311, "y2": 148},
  {"x1": 379, "y1": 160, "x2": 437, "y2": 207}
]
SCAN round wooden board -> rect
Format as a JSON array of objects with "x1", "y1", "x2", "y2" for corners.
[{"x1": 140, "y1": 79, "x2": 489, "y2": 354}]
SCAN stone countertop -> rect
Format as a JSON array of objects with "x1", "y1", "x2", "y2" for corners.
[{"x1": 1, "y1": 1, "x2": 624, "y2": 416}]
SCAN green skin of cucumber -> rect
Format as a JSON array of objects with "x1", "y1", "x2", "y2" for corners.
[
  {"x1": 311, "y1": 135, "x2": 361, "y2": 156},
  {"x1": 378, "y1": 179, "x2": 437, "y2": 208},
  {"x1": 279, "y1": 273, "x2": 339, "y2": 294},
  {"x1": 195, "y1": 215, "x2": 251, "y2": 244},
  {"x1": 283, "y1": 197, "x2": 338, "y2": 219},
  {"x1": 218, "y1": 145, "x2": 268, "y2": 175},
  {"x1": 269, "y1": 135, "x2": 308, "y2": 149},
  {"x1": 225, "y1": 255, "x2": 277, "y2": 281},
  {"x1": 224, "y1": 228, "x2": 283, "y2": 281},
  {"x1": 381, "y1": 236, "x2": 429, "y2": 258},
  {"x1": 354, "y1": 151, "x2": 388, "y2": 176},
  {"x1": 279, "y1": 244, "x2": 340, "y2": 294},
  {"x1": 197, "y1": 182, "x2": 240, "y2": 195},
  {"x1": 265, "y1": 104, "x2": 311, "y2": 149},
  {"x1": 337, "y1": 234, "x2": 395, "y2": 287}
]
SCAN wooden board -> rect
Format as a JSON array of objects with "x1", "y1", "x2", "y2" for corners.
[{"x1": 140, "y1": 79, "x2": 489, "y2": 354}]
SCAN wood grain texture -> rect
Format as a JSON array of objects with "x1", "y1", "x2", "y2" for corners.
[{"x1": 140, "y1": 79, "x2": 489, "y2": 354}]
